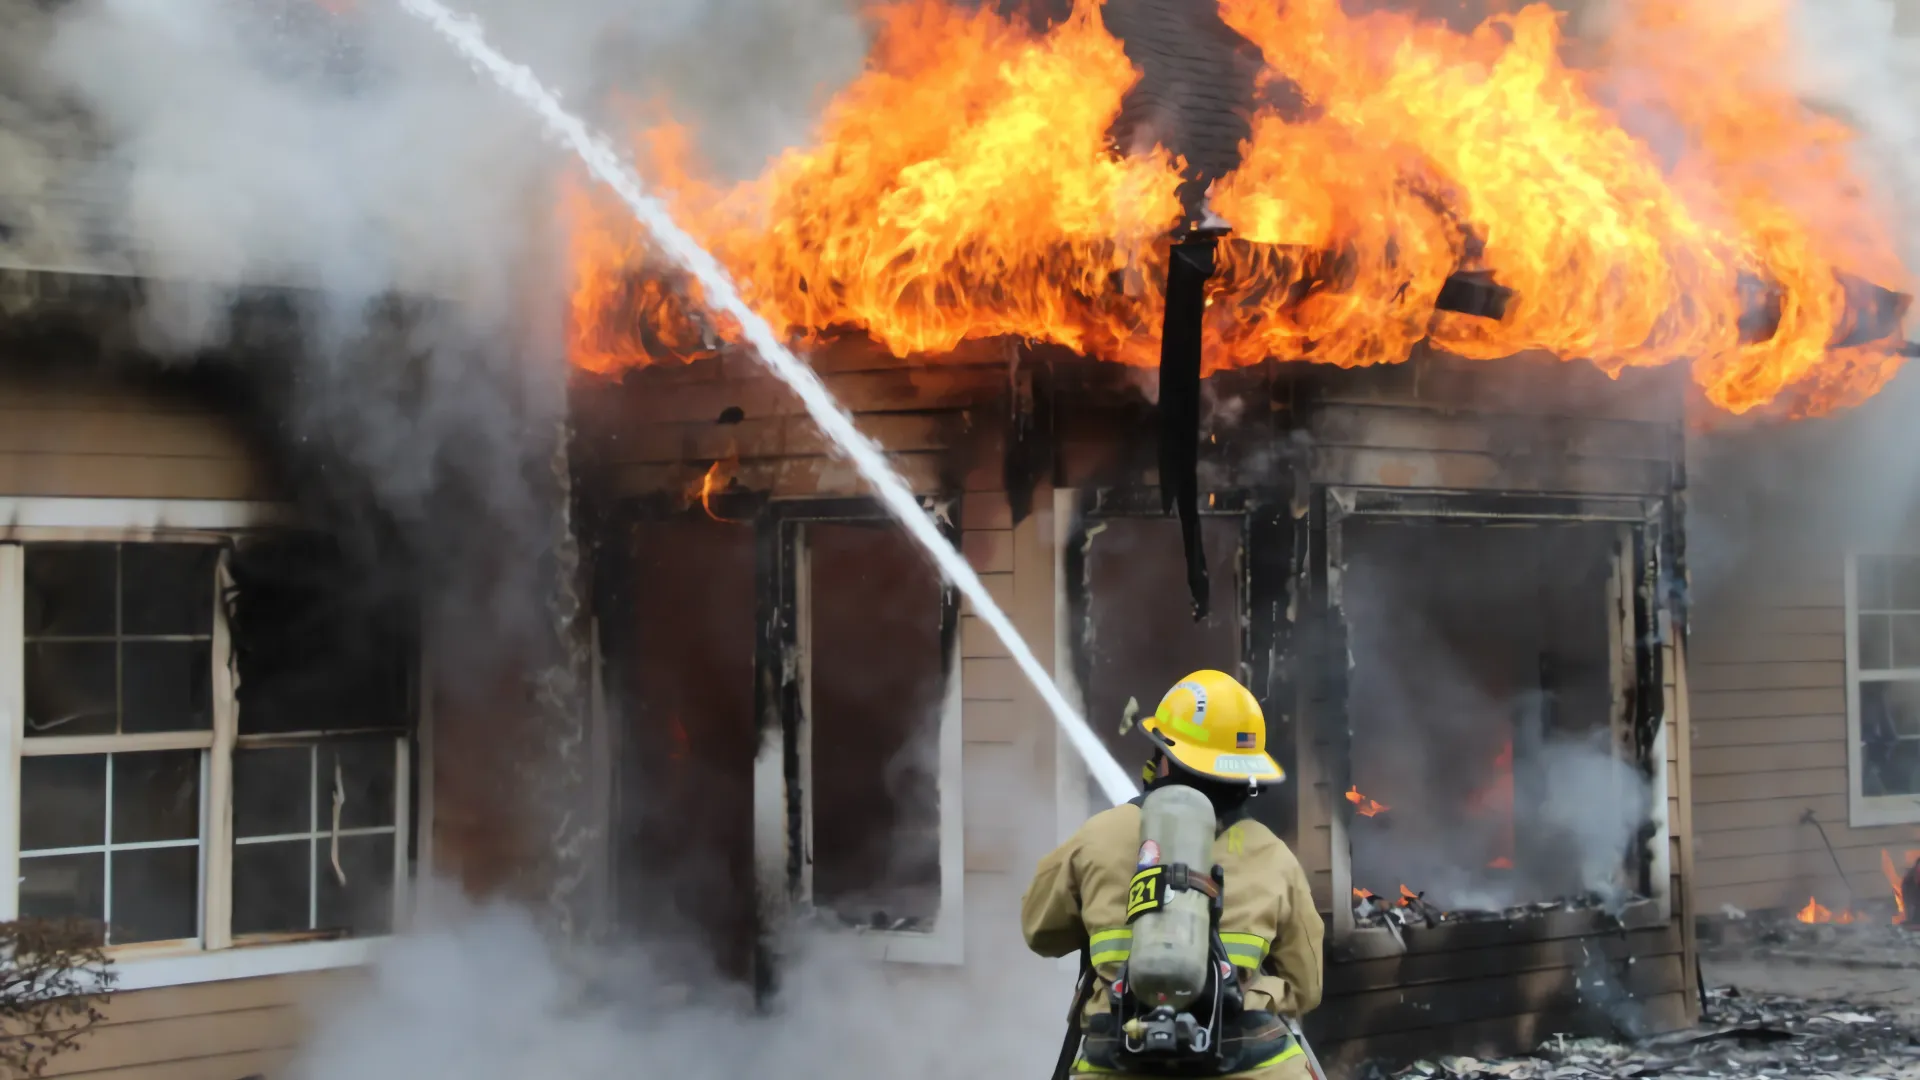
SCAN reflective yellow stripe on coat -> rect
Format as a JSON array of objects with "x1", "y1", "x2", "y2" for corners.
[
  {"x1": 1089, "y1": 928, "x2": 1133, "y2": 967},
  {"x1": 1089, "y1": 927, "x2": 1270, "y2": 970}
]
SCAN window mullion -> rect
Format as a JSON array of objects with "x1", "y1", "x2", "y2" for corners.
[
  {"x1": 393, "y1": 737, "x2": 411, "y2": 930},
  {"x1": 103, "y1": 753, "x2": 115, "y2": 941},
  {"x1": 0, "y1": 545, "x2": 23, "y2": 921},
  {"x1": 308, "y1": 745, "x2": 319, "y2": 932},
  {"x1": 203, "y1": 550, "x2": 238, "y2": 950}
]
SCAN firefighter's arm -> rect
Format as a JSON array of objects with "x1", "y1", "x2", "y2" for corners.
[
  {"x1": 1021, "y1": 837, "x2": 1086, "y2": 958},
  {"x1": 1266, "y1": 862, "x2": 1326, "y2": 1016}
]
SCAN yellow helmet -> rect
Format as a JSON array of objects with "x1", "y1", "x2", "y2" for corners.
[{"x1": 1142, "y1": 669, "x2": 1285, "y2": 785}]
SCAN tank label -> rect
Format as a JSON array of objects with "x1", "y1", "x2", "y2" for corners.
[{"x1": 1137, "y1": 840, "x2": 1161, "y2": 868}]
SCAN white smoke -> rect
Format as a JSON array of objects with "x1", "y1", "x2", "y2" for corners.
[
  {"x1": 289, "y1": 883, "x2": 1070, "y2": 1080},
  {"x1": 4, "y1": 0, "x2": 865, "y2": 332},
  {"x1": 1788, "y1": 0, "x2": 1920, "y2": 294}
]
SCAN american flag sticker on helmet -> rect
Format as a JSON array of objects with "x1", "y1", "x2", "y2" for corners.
[{"x1": 1236, "y1": 731, "x2": 1256, "y2": 749}]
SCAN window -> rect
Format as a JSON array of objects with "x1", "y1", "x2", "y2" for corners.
[
  {"x1": 1847, "y1": 554, "x2": 1920, "y2": 825},
  {"x1": 757, "y1": 504, "x2": 964, "y2": 965},
  {"x1": 0, "y1": 529, "x2": 416, "y2": 977}
]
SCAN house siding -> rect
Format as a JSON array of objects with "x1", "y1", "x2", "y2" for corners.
[
  {"x1": 35, "y1": 971, "x2": 349, "y2": 1080},
  {"x1": 0, "y1": 365, "x2": 343, "y2": 1079},
  {"x1": 0, "y1": 369, "x2": 271, "y2": 501},
  {"x1": 1687, "y1": 551, "x2": 1911, "y2": 914}
]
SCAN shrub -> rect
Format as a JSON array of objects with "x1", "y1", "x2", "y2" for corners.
[{"x1": 0, "y1": 919, "x2": 117, "y2": 1078}]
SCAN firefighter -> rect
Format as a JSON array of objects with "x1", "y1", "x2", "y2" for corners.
[{"x1": 1022, "y1": 669, "x2": 1324, "y2": 1080}]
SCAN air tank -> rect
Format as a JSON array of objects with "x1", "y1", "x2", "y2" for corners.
[{"x1": 1126, "y1": 784, "x2": 1217, "y2": 1009}]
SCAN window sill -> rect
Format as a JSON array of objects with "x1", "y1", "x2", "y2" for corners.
[
  {"x1": 109, "y1": 937, "x2": 383, "y2": 992},
  {"x1": 1850, "y1": 794, "x2": 1920, "y2": 828}
]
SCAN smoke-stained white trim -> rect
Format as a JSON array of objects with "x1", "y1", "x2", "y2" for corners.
[
  {"x1": 203, "y1": 550, "x2": 238, "y2": 951},
  {"x1": 109, "y1": 937, "x2": 384, "y2": 992},
  {"x1": 586, "y1": 617, "x2": 612, "y2": 935},
  {"x1": 1648, "y1": 719, "x2": 1673, "y2": 921},
  {"x1": 1844, "y1": 553, "x2": 1920, "y2": 827},
  {"x1": 1052, "y1": 488, "x2": 1093, "y2": 848},
  {"x1": 0, "y1": 545, "x2": 21, "y2": 922},
  {"x1": 414, "y1": 653, "x2": 437, "y2": 897},
  {"x1": 0, "y1": 498, "x2": 294, "y2": 533},
  {"x1": 795, "y1": 531, "x2": 817, "y2": 911}
]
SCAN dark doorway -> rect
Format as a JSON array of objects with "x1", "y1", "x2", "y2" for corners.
[
  {"x1": 800, "y1": 519, "x2": 950, "y2": 931},
  {"x1": 1072, "y1": 514, "x2": 1245, "y2": 799},
  {"x1": 612, "y1": 514, "x2": 758, "y2": 981}
]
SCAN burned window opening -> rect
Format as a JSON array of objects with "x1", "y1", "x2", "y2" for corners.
[
  {"x1": 226, "y1": 533, "x2": 415, "y2": 737},
  {"x1": 768, "y1": 499, "x2": 959, "y2": 940},
  {"x1": 1064, "y1": 489, "x2": 1298, "y2": 843},
  {"x1": 604, "y1": 508, "x2": 760, "y2": 982},
  {"x1": 1322, "y1": 491, "x2": 1668, "y2": 932}
]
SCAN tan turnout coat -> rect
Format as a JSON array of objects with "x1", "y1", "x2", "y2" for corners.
[{"x1": 1021, "y1": 802, "x2": 1325, "y2": 1079}]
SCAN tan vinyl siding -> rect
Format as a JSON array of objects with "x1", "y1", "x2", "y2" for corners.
[
  {"x1": 0, "y1": 372, "x2": 270, "y2": 501},
  {"x1": 28, "y1": 969, "x2": 352, "y2": 1079},
  {"x1": 1686, "y1": 554, "x2": 1915, "y2": 914}
]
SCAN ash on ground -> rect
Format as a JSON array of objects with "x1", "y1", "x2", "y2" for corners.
[
  {"x1": 1371, "y1": 988, "x2": 1920, "y2": 1080},
  {"x1": 1701, "y1": 902, "x2": 1920, "y2": 970}
]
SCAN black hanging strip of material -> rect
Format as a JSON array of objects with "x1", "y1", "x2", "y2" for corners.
[{"x1": 1158, "y1": 235, "x2": 1218, "y2": 620}]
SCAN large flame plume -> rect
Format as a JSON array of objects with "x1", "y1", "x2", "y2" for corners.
[{"x1": 567, "y1": 0, "x2": 1912, "y2": 417}]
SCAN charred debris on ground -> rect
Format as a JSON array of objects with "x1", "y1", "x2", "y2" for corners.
[{"x1": 1368, "y1": 988, "x2": 1920, "y2": 1080}]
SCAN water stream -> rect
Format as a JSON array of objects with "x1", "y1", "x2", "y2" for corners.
[{"x1": 394, "y1": 0, "x2": 1139, "y2": 805}]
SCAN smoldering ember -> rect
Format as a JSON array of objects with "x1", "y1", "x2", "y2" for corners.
[{"x1": 9, "y1": 0, "x2": 1920, "y2": 1078}]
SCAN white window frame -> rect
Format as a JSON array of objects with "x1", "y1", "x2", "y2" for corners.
[
  {"x1": 1845, "y1": 553, "x2": 1920, "y2": 826},
  {"x1": 0, "y1": 497, "x2": 417, "y2": 988},
  {"x1": 755, "y1": 511, "x2": 965, "y2": 966}
]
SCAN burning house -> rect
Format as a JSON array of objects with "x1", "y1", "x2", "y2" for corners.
[{"x1": 1, "y1": 0, "x2": 1918, "y2": 1076}]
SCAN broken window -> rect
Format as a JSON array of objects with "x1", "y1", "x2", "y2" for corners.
[
  {"x1": 1848, "y1": 554, "x2": 1920, "y2": 824},
  {"x1": 232, "y1": 739, "x2": 401, "y2": 938},
  {"x1": 1071, "y1": 514, "x2": 1246, "y2": 812},
  {"x1": 0, "y1": 531, "x2": 417, "y2": 955},
  {"x1": 1339, "y1": 518, "x2": 1649, "y2": 915},
  {"x1": 797, "y1": 519, "x2": 950, "y2": 933},
  {"x1": 226, "y1": 534, "x2": 414, "y2": 941}
]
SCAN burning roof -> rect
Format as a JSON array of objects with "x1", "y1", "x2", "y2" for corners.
[{"x1": 569, "y1": 0, "x2": 1914, "y2": 418}]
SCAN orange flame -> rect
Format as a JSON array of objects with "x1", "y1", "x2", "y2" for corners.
[
  {"x1": 666, "y1": 712, "x2": 691, "y2": 766},
  {"x1": 1884, "y1": 849, "x2": 1903, "y2": 923},
  {"x1": 569, "y1": 0, "x2": 1911, "y2": 416},
  {"x1": 1488, "y1": 856, "x2": 1514, "y2": 870},
  {"x1": 1346, "y1": 786, "x2": 1390, "y2": 818},
  {"x1": 1398, "y1": 884, "x2": 1419, "y2": 904},
  {"x1": 1796, "y1": 896, "x2": 1858, "y2": 923},
  {"x1": 1882, "y1": 849, "x2": 1920, "y2": 924},
  {"x1": 687, "y1": 454, "x2": 742, "y2": 522}
]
